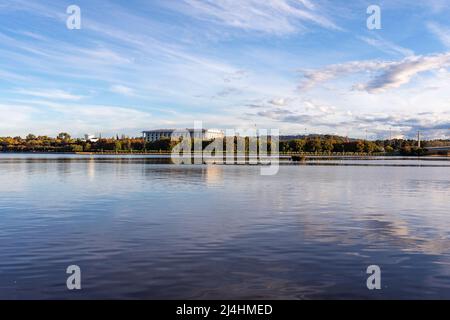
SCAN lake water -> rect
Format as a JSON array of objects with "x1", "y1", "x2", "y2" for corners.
[{"x1": 1, "y1": 154, "x2": 450, "y2": 299}]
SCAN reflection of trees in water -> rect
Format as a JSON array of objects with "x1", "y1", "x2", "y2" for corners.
[{"x1": 142, "y1": 163, "x2": 224, "y2": 187}]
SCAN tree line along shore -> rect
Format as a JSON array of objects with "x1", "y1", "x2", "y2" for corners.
[{"x1": 1, "y1": 133, "x2": 449, "y2": 156}]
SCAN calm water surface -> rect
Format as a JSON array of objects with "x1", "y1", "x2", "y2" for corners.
[{"x1": 1, "y1": 154, "x2": 450, "y2": 299}]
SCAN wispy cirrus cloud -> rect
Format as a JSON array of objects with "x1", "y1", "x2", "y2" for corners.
[
  {"x1": 170, "y1": 0, "x2": 340, "y2": 35},
  {"x1": 427, "y1": 22, "x2": 450, "y2": 48},
  {"x1": 14, "y1": 89, "x2": 84, "y2": 101},
  {"x1": 359, "y1": 35, "x2": 414, "y2": 57},
  {"x1": 110, "y1": 85, "x2": 135, "y2": 97}
]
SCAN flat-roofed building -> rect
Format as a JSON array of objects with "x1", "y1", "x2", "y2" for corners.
[
  {"x1": 425, "y1": 146, "x2": 450, "y2": 156},
  {"x1": 143, "y1": 129, "x2": 224, "y2": 142},
  {"x1": 83, "y1": 134, "x2": 99, "y2": 143}
]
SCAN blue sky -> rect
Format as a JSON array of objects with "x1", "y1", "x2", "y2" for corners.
[{"x1": 1, "y1": 0, "x2": 450, "y2": 139}]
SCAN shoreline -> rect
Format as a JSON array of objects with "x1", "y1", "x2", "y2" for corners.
[{"x1": 0, "y1": 151, "x2": 448, "y2": 159}]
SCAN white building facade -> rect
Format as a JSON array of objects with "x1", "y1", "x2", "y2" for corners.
[
  {"x1": 143, "y1": 129, "x2": 224, "y2": 142},
  {"x1": 83, "y1": 134, "x2": 99, "y2": 143}
]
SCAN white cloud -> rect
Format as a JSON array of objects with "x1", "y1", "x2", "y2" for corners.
[
  {"x1": 299, "y1": 52, "x2": 450, "y2": 93},
  {"x1": 0, "y1": 103, "x2": 37, "y2": 132},
  {"x1": 77, "y1": 48, "x2": 133, "y2": 65},
  {"x1": 361, "y1": 53, "x2": 450, "y2": 93},
  {"x1": 428, "y1": 22, "x2": 450, "y2": 48},
  {"x1": 359, "y1": 35, "x2": 414, "y2": 57},
  {"x1": 269, "y1": 98, "x2": 289, "y2": 106},
  {"x1": 174, "y1": 0, "x2": 339, "y2": 35},
  {"x1": 110, "y1": 85, "x2": 135, "y2": 96},
  {"x1": 304, "y1": 100, "x2": 336, "y2": 114},
  {"x1": 299, "y1": 60, "x2": 390, "y2": 90},
  {"x1": 14, "y1": 89, "x2": 84, "y2": 101},
  {"x1": 0, "y1": 101, "x2": 156, "y2": 137},
  {"x1": 297, "y1": 0, "x2": 315, "y2": 10}
]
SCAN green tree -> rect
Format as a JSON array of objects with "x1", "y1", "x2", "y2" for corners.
[
  {"x1": 289, "y1": 139, "x2": 305, "y2": 153},
  {"x1": 305, "y1": 138, "x2": 322, "y2": 153},
  {"x1": 70, "y1": 145, "x2": 83, "y2": 152},
  {"x1": 364, "y1": 141, "x2": 376, "y2": 154},
  {"x1": 115, "y1": 141, "x2": 122, "y2": 151},
  {"x1": 57, "y1": 132, "x2": 71, "y2": 141},
  {"x1": 322, "y1": 139, "x2": 334, "y2": 153},
  {"x1": 356, "y1": 141, "x2": 365, "y2": 153}
]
